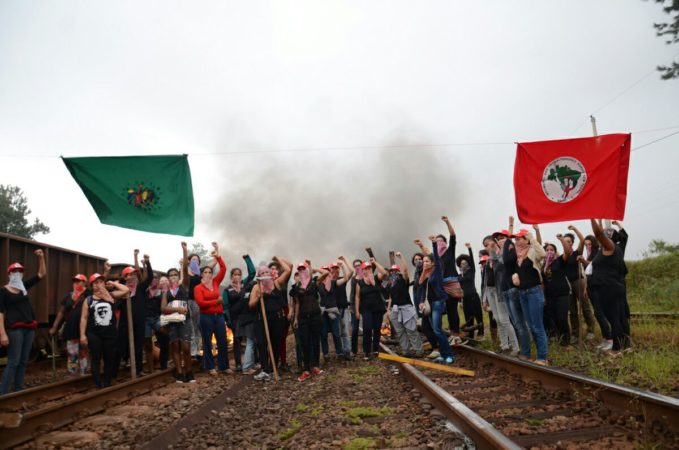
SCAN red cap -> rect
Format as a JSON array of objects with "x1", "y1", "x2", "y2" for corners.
[
  {"x1": 121, "y1": 266, "x2": 138, "y2": 277},
  {"x1": 512, "y1": 229, "x2": 530, "y2": 238},
  {"x1": 360, "y1": 261, "x2": 372, "y2": 270},
  {"x1": 321, "y1": 265, "x2": 330, "y2": 271},
  {"x1": 480, "y1": 255, "x2": 490, "y2": 262},
  {"x1": 7, "y1": 262, "x2": 24, "y2": 273},
  {"x1": 89, "y1": 273, "x2": 105, "y2": 284},
  {"x1": 297, "y1": 262, "x2": 309, "y2": 270},
  {"x1": 492, "y1": 230, "x2": 510, "y2": 238},
  {"x1": 389, "y1": 264, "x2": 401, "y2": 271},
  {"x1": 329, "y1": 262, "x2": 340, "y2": 269},
  {"x1": 72, "y1": 274, "x2": 87, "y2": 282}
]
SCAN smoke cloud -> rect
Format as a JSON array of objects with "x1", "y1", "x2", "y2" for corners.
[{"x1": 208, "y1": 133, "x2": 467, "y2": 269}]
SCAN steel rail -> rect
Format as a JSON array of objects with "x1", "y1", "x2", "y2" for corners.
[
  {"x1": 454, "y1": 345, "x2": 679, "y2": 432},
  {"x1": 0, "y1": 368, "x2": 174, "y2": 450},
  {"x1": 0, "y1": 374, "x2": 93, "y2": 413},
  {"x1": 379, "y1": 343, "x2": 522, "y2": 450}
]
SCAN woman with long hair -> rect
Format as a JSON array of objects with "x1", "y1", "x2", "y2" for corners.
[
  {"x1": 384, "y1": 252, "x2": 423, "y2": 357},
  {"x1": 0, "y1": 249, "x2": 46, "y2": 394},
  {"x1": 223, "y1": 254, "x2": 256, "y2": 372},
  {"x1": 291, "y1": 261, "x2": 326, "y2": 382},
  {"x1": 355, "y1": 258, "x2": 386, "y2": 360}
]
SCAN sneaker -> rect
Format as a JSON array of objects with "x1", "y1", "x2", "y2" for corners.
[
  {"x1": 600, "y1": 340, "x2": 613, "y2": 352},
  {"x1": 221, "y1": 368, "x2": 235, "y2": 375},
  {"x1": 278, "y1": 363, "x2": 291, "y2": 373},
  {"x1": 427, "y1": 350, "x2": 440, "y2": 360},
  {"x1": 585, "y1": 332, "x2": 595, "y2": 341},
  {"x1": 174, "y1": 373, "x2": 184, "y2": 383},
  {"x1": 312, "y1": 367, "x2": 324, "y2": 376},
  {"x1": 444, "y1": 356, "x2": 454, "y2": 364},
  {"x1": 413, "y1": 351, "x2": 425, "y2": 358},
  {"x1": 298, "y1": 371, "x2": 311, "y2": 382},
  {"x1": 596, "y1": 339, "x2": 608, "y2": 349},
  {"x1": 208, "y1": 369, "x2": 217, "y2": 376},
  {"x1": 235, "y1": 365, "x2": 243, "y2": 372},
  {"x1": 185, "y1": 372, "x2": 196, "y2": 383},
  {"x1": 432, "y1": 356, "x2": 445, "y2": 364},
  {"x1": 476, "y1": 334, "x2": 485, "y2": 342},
  {"x1": 253, "y1": 371, "x2": 272, "y2": 381},
  {"x1": 534, "y1": 359, "x2": 549, "y2": 366}
]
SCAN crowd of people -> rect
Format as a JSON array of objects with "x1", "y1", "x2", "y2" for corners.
[{"x1": 0, "y1": 215, "x2": 632, "y2": 392}]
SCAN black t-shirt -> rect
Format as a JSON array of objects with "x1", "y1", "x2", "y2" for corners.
[
  {"x1": 165, "y1": 287, "x2": 189, "y2": 317},
  {"x1": 147, "y1": 292, "x2": 162, "y2": 318},
  {"x1": 516, "y1": 258, "x2": 541, "y2": 290},
  {"x1": 459, "y1": 267, "x2": 477, "y2": 298},
  {"x1": 294, "y1": 283, "x2": 321, "y2": 317},
  {"x1": 318, "y1": 282, "x2": 337, "y2": 309},
  {"x1": 502, "y1": 239, "x2": 518, "y2": 290},
  {"x1": 263, "y1": 288, "x2": 285, "y2": 314},
  {"x1": 591, "y1": 247, "x2": 626, "y2": 288},
  {"x1": 543, "y1": 257, "x2": 571, "y2": 297},
  {"x1": 358, "y1": 280, "x2": 385, "y2": 313},
  {"x1": 87, "y1": 296, "x2": 117, "y2": 338},
  {"x1": 61, "y1": 291, "x2": 88, "y2": 340},
  {"x1": 483, "y1": 264, "x2": 496, "y2": 288},
  {"x1": 0, "y1": 276, "x2": 41, "y2": 327},
  {"x1": 440, "y1": 235, "x2": 459, "y2": 278},
  {"x1": 334, "y1": 281, "x2": 349, "y2": 309},
  {"x1": 226, "y1": 285, "x2": 247, "y2": 318},
  {"x1": 387, "y1": 276, "x2": 411, "y2": 307},
  {"x1": 564, "y1": 250, "x2": 581, "y2": 282}
]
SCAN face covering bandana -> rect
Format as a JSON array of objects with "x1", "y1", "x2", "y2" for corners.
[
  {"x1": 9, "y1": 272, "x2": 27, "y2": 295},
  {"x1": 436, "y1": 241, "x2": 448, "y2": 257},
  {"x1": 189, "y1": 259, "x2": 201, "y2": 276}
]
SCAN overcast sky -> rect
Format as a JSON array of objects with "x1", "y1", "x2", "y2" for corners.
[{"x1": 1, "y1": 1, "x2": 678, "y2": 273}]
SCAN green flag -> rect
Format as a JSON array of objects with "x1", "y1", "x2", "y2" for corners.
[{"x1": 62, "y1": 155, "x2": 194, "y2": 236}]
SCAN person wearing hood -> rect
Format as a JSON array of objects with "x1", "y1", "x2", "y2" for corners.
[
  {"x1": 510, "y1": 226, "x2": 549, "y2": 366},
  {"x1": 193, "y1": 242, "x2": 230, "y2": 375},
  {"x1": 248, "y1": 256, "x2": 292, "y2": 381},
  {"x1": 80, "y1": 273, "x2": 130, "y2": 388},
  {"x1": 49, "y1": 270, "x2": 97, "y2": 376},
  {"x1": 457, "y1": 243, "x2": 484, "y2": 340},
  {"x1": 0, "y1": 249, "x2": 46, "y2": 394}
]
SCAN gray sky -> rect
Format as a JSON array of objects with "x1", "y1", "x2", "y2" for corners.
[{"x1": 1, "y1": 1, "x2": 678, "y2": 272}]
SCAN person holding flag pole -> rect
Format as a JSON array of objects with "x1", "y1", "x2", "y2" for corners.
[{"x1": 248, "y1": 257, "x2": 292, "y2": 382}]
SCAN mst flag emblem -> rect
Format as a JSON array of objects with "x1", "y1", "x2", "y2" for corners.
[{"x1": 542, "y1": 157, "x2": 587, "y2": 203}]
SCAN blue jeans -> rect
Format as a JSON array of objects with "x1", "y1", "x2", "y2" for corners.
[
  {"x1": 431, "y1": 300, "x2": 453, "y2": 359},
  {"x1": 339, "y1": 308, "x2": 351, "y2": 355},
  {"x1": 243, "y1": 337, "x2": 255, "y2": 372},
  {"x1": 519, "y1": 286, "x2": 549, "y2": 360},
  {"x1": 199, "y1": 313, "x2": 229, "y2": 371},
  {"x1": 505, "y1": 288, "x2": 531, "y2": 358},
  {"x1": 321, "y1": 311, "x2": 343, "y2": 357},
  {"x1": 1, "y1": 328, "x2": 35, "y2": 394}
]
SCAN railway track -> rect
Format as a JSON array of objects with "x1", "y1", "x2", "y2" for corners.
[
  {"x1": 381, "y1": 342, "x2": 679, "y2": 449},
  {"x1": 0, "y1": 369, "x2": 174, "y2": 450}
]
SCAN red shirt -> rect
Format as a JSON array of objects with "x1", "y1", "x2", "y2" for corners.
[{"x1": 193, "y1": 256, "x2": 227, "y2": 314}]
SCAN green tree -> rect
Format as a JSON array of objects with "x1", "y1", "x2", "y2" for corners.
[
  {"x1": 643, "y1": 239, "x2": 679, "y2": 257},
  {"x1": 650, "y1": 0, "x2": 679, "y2": 79},
  {"x1": 0, "y1": 184, "x2": 50, "y2": 239}
]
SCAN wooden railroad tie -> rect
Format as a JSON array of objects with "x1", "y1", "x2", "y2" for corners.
[{"x1": 378, "y1": 353, "x2": 475, "y2": 377}]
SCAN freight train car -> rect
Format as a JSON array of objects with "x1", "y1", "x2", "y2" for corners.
[{"x1": 1, "y1": 232, "x2": 110, "y2": 361}]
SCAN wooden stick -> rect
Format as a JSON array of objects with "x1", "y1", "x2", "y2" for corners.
[
  {"x1": 126, "y1": 295, "x2": 137, "y2": 379},
  {"x1": 378, "y1": 352, "x2": 475, "y2": 377},
  {"x1": 257, "y1": 280, "x2": 279, "y2": 383}
]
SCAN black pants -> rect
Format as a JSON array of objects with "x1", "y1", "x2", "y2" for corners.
[
  {"x1": 445, "y1": 295, "x2": 461, "y2": 333},
  {"x1": 351, "y1": 311, "x2": 360, "y2": 354},
  {"x1": 420, "y1": 312, "x2": 438, "y2": 349},
  {"x1": 587, "y1": 282, "x2": 611, "y2": 340},
  {"x1": 545, "y1": 294, "x2": 570, "y2": 346},
  {"x1": 462, "y1": 293, "x2": 484, "y2": 337},
  {"x1": 157, "y1": 332, "x2": 169, "y2": 370},
  {"x1": 298, "y1": 313, "x2": 322, "y2": 371},
  {"x1": 362, "y1": 310, "x2": 382, "y2": 355},
  {"x1": 230, "y1": 316, "x2": 242, "y2": 367},
  {"x1": 256, "y1": 311, "x2": 284, "y2": 374},
  {"x1": 596, "y1": 282, "x2": 629, "y2": 351},
  {"x1": 88, "y1": 332, "x2": 117, "y2": 388},
  {"x1": 116, "y1": 300, "x2": 145, "y2": 376}
]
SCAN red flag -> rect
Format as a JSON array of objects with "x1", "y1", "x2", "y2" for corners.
[{"x1": 514, "y1": 133, "x2": 631, "y2": 224}]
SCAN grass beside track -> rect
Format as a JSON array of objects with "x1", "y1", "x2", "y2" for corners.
[{"x1": 467, "y1": 252, "x2": 679, "y2": 397}]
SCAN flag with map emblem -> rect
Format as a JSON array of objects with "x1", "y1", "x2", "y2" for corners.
[
  {"x1": 514, "y1": 134, "x2": 631, "y2": 224},
  {"x1": 62, "y1": 155, "x2": 194, "y2": 236}
]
